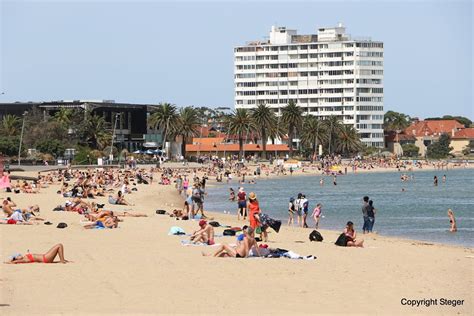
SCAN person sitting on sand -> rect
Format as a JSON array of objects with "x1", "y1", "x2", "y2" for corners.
[
  {"x1": 448, "y1": 209, "x2": 457, "y2": 232},
  {"x1": 1, "y1": 198, "x2": 17, "y2": 216},
  {"x1": 109, "y1": 191, "x2": 132, "y2": 206},
  {"x1": 203, "y1": 226, "x2": 259, "y2": 258},
  {"x1": 344, "y1": 221, "x2": 364, "y2": 247},
  {"x1": 5, "y1": 243, "x2": 69, "y2": 264},
  {"x1": 190, "y1": 220, "x2": 215, "y2": 245}
]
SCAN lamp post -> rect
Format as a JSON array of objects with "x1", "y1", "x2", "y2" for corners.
[
  {"x1": 17, "y1": 111, "x2": 28, "y2": 166},
  {"x1": 110, "y1": 113, "x2": 121, "y2": 163}
]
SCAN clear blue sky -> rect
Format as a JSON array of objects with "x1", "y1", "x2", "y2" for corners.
[{"x1": 1, "y1": 0, "x2": 472, "y2": 119}]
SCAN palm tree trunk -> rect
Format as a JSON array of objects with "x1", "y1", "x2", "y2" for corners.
[
  {"x1": 261, "y1": 128, "x2": 267, "y2": 160},
  {"x1": 288, "y1": 127, "x2": 293, "y2": 157},
  {"x1": 239, "y1": 135, "x2": 244, "y2": 160},
  {"x1": 181, "y1": 133, "x2": 186, "y2": 159}
]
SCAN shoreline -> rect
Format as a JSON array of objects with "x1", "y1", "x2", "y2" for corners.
[{"x1": 1, "y1": 167, "x2": 472, "y2": 314}]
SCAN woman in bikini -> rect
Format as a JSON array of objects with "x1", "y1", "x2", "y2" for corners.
[
  {"x1": 6, "y1": 244, "x2": 69, "y2": 264},
  {"x1": 344, "y1": 221, "x2": 364, "y2": 247},
  {"x1": 448, "y1": 209, "x2": 457, "y2": 232}
]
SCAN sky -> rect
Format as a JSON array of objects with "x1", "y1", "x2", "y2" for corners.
[{"x1": 0, "y1": 0, "x2": 472, "y2": 119}]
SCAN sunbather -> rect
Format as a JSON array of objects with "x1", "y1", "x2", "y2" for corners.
[
  {"x1": 5, "y1": 243, "x2": 69, "y2": 264},
  {"x1": 190, "y1": 220, "x2": 215, "y2": 245},
  {"x1": 203, "y1": 227, "x2": 259, "y2": 258}
]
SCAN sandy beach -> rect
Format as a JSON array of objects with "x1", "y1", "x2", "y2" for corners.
[{"x1": 1, "y1": 168, "x2": 473, "y2": 315}]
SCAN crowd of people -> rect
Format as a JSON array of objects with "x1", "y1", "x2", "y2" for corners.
[{"x1": 1, "y1": 155, "x2": 465, "y2": 263}]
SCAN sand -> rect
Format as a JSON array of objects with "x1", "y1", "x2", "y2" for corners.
[{"x1": 1, "y1": 168, "x2": 473, "y2": 315}]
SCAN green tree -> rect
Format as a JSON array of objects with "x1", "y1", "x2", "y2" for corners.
[
  {"x1": 225, "y1": 108, "x2": 257, "y2": 159},
  {"x1": 324, "y1": 115, "x2": 343, "y2": 154},
  {"x1": 36, "y1": 139, "x2": 66, "y2": 158},
  {"x1": 148, "y1": 103, "x2": 179, "y2": 153},
  {"x1": 54, "y1": 108, "x2": 74, "y2": 127},
  {"x1": 81, "y1": 112, "x2": 112, "y2": 150},
  {"x1": 384, "y1": 111, "x2": 411, "y2": 132},
  {"x1": 300, "y1": 116, "x2": 327, "y2": 159},
  {"x1": 281, "y1": 101, "x2": 303, "y2": 157},
  {"x1": 426, "y1": 133, "x2": 453, "y2": 159},
  {"x1": 402, "y1": 143, "x2": 419, "y2": 157},
  {"x1": 1, "y1": 114, "x2": 21, "y2": 136},
  {"x1": 175, "y1": 107, "x2": 200, "y2": 159},
  {"x1": 0, "y1": 136, "x2": 20, "y2": 156},
  {"x1": 335, "y1": 124, "x2": 363, "y2": 156},
  {"x1": 251, "y1": 104, "x2": 278, "y2": 159}
]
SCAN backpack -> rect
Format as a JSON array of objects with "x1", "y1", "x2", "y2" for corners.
[
  {"x1": 309, "y1": 230, "x2": 323, "y2": 242},
  {"x1": 335, "y1": 233, "x2": 348, "y2": 247},
  {"x1": 156, "y1": 210, "x2": 167, "y2": 215},
  {"x1": 223, "y1": 229, "x2": 236, "y2": 236},
  {"x1": 209, "y1": 221, "x2": 220, "y2": 227},
  {"x1": 57, "y1": 222, "x2": 68, "y2": 229}
]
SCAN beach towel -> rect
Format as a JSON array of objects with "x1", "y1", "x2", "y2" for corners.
[
  {"x1": 180, "y1": 240, "x2": 220, "y2": 247},
  {"x1": 168, "y1": 226, "x2": 185, "y2": 235}
]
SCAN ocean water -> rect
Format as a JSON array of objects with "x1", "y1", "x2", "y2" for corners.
[{"x1": 204, "y1": 168, "x2": 474, "y2": 247}]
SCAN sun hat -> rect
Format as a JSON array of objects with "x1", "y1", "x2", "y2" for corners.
[{"x1": 248, "y1": 192, "x2": 257, "y2": 200}]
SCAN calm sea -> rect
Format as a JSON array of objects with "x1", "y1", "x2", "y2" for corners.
[{"x1": 204, "y1": 168, "x2": 474, "y2": 247}]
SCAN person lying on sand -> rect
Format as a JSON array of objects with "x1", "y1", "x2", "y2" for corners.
[
  {"x1": 5, "y1": 243, "x2": 69, "y2": 264},
  {"x1": 83, "y1": 215, "x2": 119, "y2": 229},
  {"x1": 203, "y1": 227, "x2": 260, "y2": 258},
  {"x1": 190, "y1": 220, "x2": 215, "y2": 245}
]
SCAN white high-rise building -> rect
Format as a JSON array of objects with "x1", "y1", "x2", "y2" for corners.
[{"x1": 234, "y1": 24, "x2": 384, "y2": 147}]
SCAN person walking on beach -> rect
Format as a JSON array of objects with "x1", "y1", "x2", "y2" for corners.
[
  {"x1": 312, "y1": 203, "x2": 322, "y2": 229},
  {"x1": 447, "y1": 209, "x2": 457, "y2": 232},
  {"x1": 288, "y1": 197, "x2": 295, "y2": 226},
  {"x1": 362, "y1": 196, "x2": 370, "y2": 234},
  {"x1": 237, "y1": 187, "x2": 247, "y2": 220},
  {"x1": 367, "y1": 200, "x2": 376, "y2": 233}
]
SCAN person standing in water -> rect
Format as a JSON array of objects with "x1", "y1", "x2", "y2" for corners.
[
  {"x1": 434, "y1": 175, "x2": 438, "y2": 186},
  {"x1": 447, "y1": 209, "x2": 457, "y2": 232},
  {"x1": 288, "y1": 197, "x2": 295, "y2": 226},
  {"x1": 312, "y1": 203, "x2": 322, "y2": 229},
  {"x1": 442, "y1": 175, "x2": 446, "y2": 183}
]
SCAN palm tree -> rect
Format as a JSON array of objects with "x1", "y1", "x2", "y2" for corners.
[
  {"x1": 1, "y1": 114, "x2": 21, "y2": 136},
  {"x1": 281, "y1": 100, "x2": 303, "y2": 157},
  {"x1": 225, "y1": 108, "x2": 257, "y2": 159},
  {"x1": 251, "y1": 104, "x2": 278, "y2": 159},
  {"x1": 175, "y1": 107, "x2": 200, "y2": 159},
  {"x1": 54, "y1": 108, "x2": 74, "y2": 127},
  {"x1": 82, "y1": 112, "x2": 111, "y2": 150},
  {"x1": 324, "y1": 115, "x2": 343, "y2": 155},
  {"x1": 148, "y1": 103, "x2": 179, "y2": 154},
  {"x1": 300, "y1": 116, "x2": 327, "y2": 159},
  {"x1": 335, "y1": 124, "x2": 363, "y2": 156},
  {"x1": 383, "y1": 111, "x2": 410, "y2": 132}
]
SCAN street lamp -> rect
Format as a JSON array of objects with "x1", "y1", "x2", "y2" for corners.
[
  {"x1": 17, "y1": 111, "x2": 28, "y2": 166},
  {"x1": 110, "y1": 113, "x2": 121, "y2": 163}
]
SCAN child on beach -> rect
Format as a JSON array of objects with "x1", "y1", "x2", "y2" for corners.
[{"x1": 312, "y1": 203, "x2": 322, "y2": 229}]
